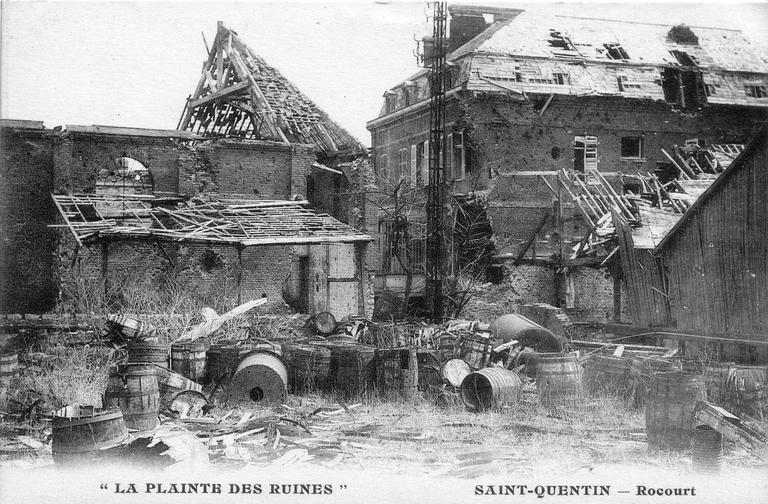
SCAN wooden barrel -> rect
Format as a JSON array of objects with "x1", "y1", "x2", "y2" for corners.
[
  {"x1": 206, "y1": 340, "x2": 241, "y2": 384},
  {"x1": 584, "y1": 355, "x2": 631, "y2": 396},
  {"x1": 628, "y1": 357, "x2": 681, "y2": 408},
  {"x1": 532, "y1": 352, "x2": 583, "y2": 407},
  {"x1": 152, "y1": 364, "x2": 203, "y2": 409},
  {"x1": 104, "y1": 363, "x2": 160, "y2": 431},
  {"x1": 375, "y1": 347, "x2": 418, "y2": 398},
  {"x1": 461, "y1": 367, "x2": 521, "y2": 410},
  {"x1": 227, "y1": 352, "x2": 288, "y2": 405},
  {"x1": 728, "y1": 365, "x2": 767, "y2": 418},
  {"x1": 171, "y1": 340, "x2": 207, "y2": 383},
  {"x1": 0, "y1": 351, "x2": 18, "y2": 382},
  {"x1": 416, "y1": 348, "x2": 442, "y2": 392},
  {"x1": 646, "y1": 371, "x2": 707, "y2": 451},
  {"x1": 282, "y1": 343, "x2": 331, "y2": 392},
  {"x1": 310, "y1": 312, "x2": 337, "y2": 335},
  {"x1": 455, "y1": 333, "x2": 492, "y2": 370},
  {"x1": 52, "y1": 405, "x2": 130, "y2": 465},
  {"x1": 127, "y1": 341, "x2": 169, "y2": 368},
  {"x1": 703, "y1": 362, "x2": 736, "y2": 406},
  {"x1": 324, "y1": 343, "x2": 375, "y2": 397},
  {"x1": 437, "y1": 332, "x2": 459, "y2": 362}
]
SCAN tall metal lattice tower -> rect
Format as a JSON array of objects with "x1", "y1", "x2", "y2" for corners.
[{"x1": 426, "y1": 2, "x2": 448, "y2": 322}]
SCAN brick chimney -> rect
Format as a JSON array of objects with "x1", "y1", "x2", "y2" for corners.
[{"x1": 447, "y1": 5, "x2": 523, "y2": 54}]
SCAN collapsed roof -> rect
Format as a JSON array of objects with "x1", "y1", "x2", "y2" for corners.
[
  {"x1": 179, "y1": 22, "x2": 364, "y2": 156},
  {"x1": 52, "y1": 195, "x2": 372, "y2": 248}
]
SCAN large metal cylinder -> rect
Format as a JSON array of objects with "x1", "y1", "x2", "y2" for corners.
[
  {"x1": 489, "y1": 314, "x2": 562, "y2": 351},
  {"x1": 227, "y1": 352, "x2": 288, "y2": 405}
]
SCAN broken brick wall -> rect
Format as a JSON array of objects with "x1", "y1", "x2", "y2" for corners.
[
  {"x1": 54, "y1": 132, "x2": 182, "y2": 195},
  {"x1": 177, "y1": 141, "x2": 315, "y2": 199},
  {"x1": 57, "y1": 240, "x2": 295, "y2": 314},
  {"x1": 0, "y1": 125, "x2": 58, "y2": 313},
  {"x1": 55, "y1": 132, "x2": 315, "y2": 200},
  {"x1": 464, "y1": 262, "x2": 632, "y2": 324}
]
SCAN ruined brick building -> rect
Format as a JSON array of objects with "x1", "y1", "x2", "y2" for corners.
[
  {"x1": 1, "y1": 22, "x2": 373, "y2": 318},
  {"x1": 365, "y1": 5, "x2": 768, "y2": 322}
]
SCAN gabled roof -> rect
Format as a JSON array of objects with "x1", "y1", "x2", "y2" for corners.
[
  {"x1": 654, "y1": 124, "x2": 768, "y2": 253},
  {"x1": 179, "y1": 22, "x2": 364, "y2": 156},
  {"x1": 53, "y1": 194, "x2": 372, "y2": 247}
]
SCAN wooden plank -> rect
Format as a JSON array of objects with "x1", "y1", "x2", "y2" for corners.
[
  {"x1": 189, "y1": 81, "x2": 250, "y2": 109},
  {"x1": 693, "y1": 401, "x2": 768, "y2": 461}
]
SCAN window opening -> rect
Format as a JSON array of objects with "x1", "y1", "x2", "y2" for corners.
[
  {"x1": 603, "y1": 43, "x2": 629, "y2": 60},
  {"x1": 621, "y1": 137, "x2": 643, "y2": 158}
]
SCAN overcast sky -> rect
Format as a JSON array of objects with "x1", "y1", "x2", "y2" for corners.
[{"x1": 2, "y1": 1, "x2": 767, "y2": 145}]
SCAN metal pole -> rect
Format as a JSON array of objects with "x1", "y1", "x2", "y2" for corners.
[{"x1": 426, "y1": 2, "x2": 448, "y2": 322}]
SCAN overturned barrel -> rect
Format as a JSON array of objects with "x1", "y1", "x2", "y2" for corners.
[
  {"x1": 282, "y1": 343, "x2": 331, "y2": 392},
  {"x1": 152, "y1": 364, "x2": 203, "y2": 410},
  {"x1": 646, "y1": 371, "x2": 707, "y2": 451},
  {"x1": 490, "y1": 314, "x2": 562, "y2": 352},
  {"x1": 104, "y1": 363, "x2": 160, "y2": 431},
  {"x1": 375, "y1": 347, "x2": 418, "y2": 398},
  {"x1": 52, "y1": 405, "x2": 130, "y2": 466},
  {"x1": 227, "y1": 352, "x2": 288, "y2": 405},
  {"x1": 171, "y1": 340, "x2": 207, "y2": 383},
  {"x1": 461, "y1": 367, "x2": 522, "y2": 410},
  {"x1": 532, "y1": 352, "x2": 583, "y2": 407}
]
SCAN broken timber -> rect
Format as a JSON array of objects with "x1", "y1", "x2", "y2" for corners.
[{"x1": 693, "y1": 401, "x2": 768, "y2": 462}]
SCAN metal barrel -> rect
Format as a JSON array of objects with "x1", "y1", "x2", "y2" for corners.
[
  {"x1": 461, "y1": 367, "x2": 522, "y2": 410},
  {"x1": 52, "y1": 405, "x2": 130, "y2": 466},
  {"x1": 104, "y1": 363, "x2": 160, "y2": 431},
  {"x1": 441, "y1": 358, "x2": 472, "y2": 389},
  {"x1": 227, "y1": 352, "x2": 288, "y2": 405},
  {"x1": 489, "y1": 314, "x2": 562, "y2": 351},
  {"x1": 533, "y1": 352, "x2": 583, "y2": 407},
  {"x1": 692, "y1": 425, "x2": 723, "y2": 474},
  {"x1": 646, "y1": 371, "x2": 707, "y2": 451}
]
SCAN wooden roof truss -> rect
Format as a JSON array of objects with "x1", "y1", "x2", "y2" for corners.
[{"x1": 178, "y1": 22, "x2": 361, "y2": 153}]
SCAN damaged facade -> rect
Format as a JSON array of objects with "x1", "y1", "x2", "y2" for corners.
[
  {"x1": 365, "y1": 6, "x2": 768, "y2": 322},
  {"x1": 1, "y1": 23, "x2": 373, "y2": 317}
]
